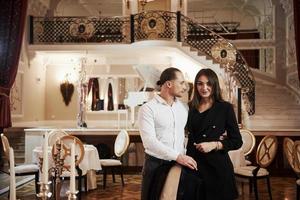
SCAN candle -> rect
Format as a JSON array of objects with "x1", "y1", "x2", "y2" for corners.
[
  {"x1": 9, "y1": 147, "x2": 16, "y2": 200},
  {"x1": 42, "y1": 131, "x2": 49, "y2": 184},
  {"x1": 60, "y1": 140, "x2": 64, "y2": 159},
  {"x1": 70, "y1": 139, "x2": 76, "y2": 193}
]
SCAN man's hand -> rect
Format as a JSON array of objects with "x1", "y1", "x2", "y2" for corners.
[
  {"x1": 176, "y1": 154, "x2": 197, "y2": 170},
  {"x1": 194, "y1": 142, "x2": 217, "y2": 153}
]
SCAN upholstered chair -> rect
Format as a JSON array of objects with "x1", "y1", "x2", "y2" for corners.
[
  {"x1": 294, "y1": 141, "x2": 300, "y2": 200},
  {"x1": 99, "y1": 129, "x2": 130, "y2": 189},
  {"x1": 240, "y1": 129, "x2": 256, "y2": 165},
  {"x1": 234, "y1": 135, "x2": 278, "y2": 200},
  {"x1": 284, "y1": 138, "x2": 300, "y2": 200},
  {"x1": 1, "y1": 133, "x2": 40, "y2": 195},
  {"x1": 48, "y1": 129, "x2": 69, "y2": 147}
]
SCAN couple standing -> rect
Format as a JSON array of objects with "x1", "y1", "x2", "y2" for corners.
[{"x1": 138, "y1": 67, "x2": 243, "y2": 200}]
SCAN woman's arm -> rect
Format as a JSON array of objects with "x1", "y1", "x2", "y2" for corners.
[{"x1": 219, "y1": 103, "x2": 243, "y2": 152}]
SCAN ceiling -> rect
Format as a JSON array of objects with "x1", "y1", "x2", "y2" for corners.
[{"x1": 54, "y1": 0, "x2": 273, "y2": 18}]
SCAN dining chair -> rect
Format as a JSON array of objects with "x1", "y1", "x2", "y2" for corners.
[
  {"x1": 234, "y1": 135, "x2": 278, "y2": 200},
  {"x1": 240, "y1": 129, "x2": 256, "y2": 165},
  {"x1": 283, "y1": 137, "x2": 295, "y2": 169},
  {"x1": 160, "y1": 164, "x2": 182, "y2": 200},
  {"x1": 286, "y1": 139, "x2": 300, "y2": 200},
  {"x1": 54, "y1": 135, "x2": 86, "y2": 200},
  {"x1": 294, "y1": 141, "x2": 300, "y2": 200},
  {"x1": 99, "y1": 129, "x2": 130, "y2": 189},
  {"x1": 48, "y1": 129, "x2": 69, "y2": 147},
  {"x1": 1, "y1": 133, "x2": 40, "y2": 195}
]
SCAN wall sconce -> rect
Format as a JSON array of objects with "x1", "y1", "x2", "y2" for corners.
[{"x1": 60, "y1": 74, "x2": 74, "y2": 106}]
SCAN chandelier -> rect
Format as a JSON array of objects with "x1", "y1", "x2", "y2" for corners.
[{"x1": 139, "y1": 0, "x2": 154, "y2": 11}]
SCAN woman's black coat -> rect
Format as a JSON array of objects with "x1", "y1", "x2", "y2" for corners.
[{"x1": 186, "y1": 101, "x2": 243, "y2": 200}]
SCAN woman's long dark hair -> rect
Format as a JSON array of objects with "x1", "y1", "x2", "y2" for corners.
[{"x1": 190, "y1": 68, "x2": 224, "y2": 110}]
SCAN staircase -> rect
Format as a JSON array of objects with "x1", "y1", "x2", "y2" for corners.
[
  {"x1": 179, "y1": 43, "x2": 223, "y2": 74},
  {"x1": 247, "y1": 80, "x2": 300, "y2": 129}
]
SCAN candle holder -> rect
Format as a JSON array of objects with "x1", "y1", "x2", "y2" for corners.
[
  {"x1": 37, "y1": 157, "x2": 52, "y2": 199},
  {"x1": 49, "y1": 141, "x2": 65, "y2": 200},
  {"x1": 37, "y1": 181, "x2": 52, "y2": 199},
  {"x1": 66, "y1": 190, "x2": 78, "y2": 200}
]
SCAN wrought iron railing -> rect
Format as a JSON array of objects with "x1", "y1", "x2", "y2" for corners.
[
  {"x1": 30, "y1": 11, "x2": 255, "y2": 115},
  {"x1": 180, "y1": 15, "x2": 255, "y2": 115},
  {"x1": 30, "y1": 16, "x2": 131, "y2": 44}
]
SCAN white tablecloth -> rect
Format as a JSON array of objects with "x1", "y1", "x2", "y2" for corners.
[{"x1": 32, "y1": 144, "x2": 101, "y2": 190}]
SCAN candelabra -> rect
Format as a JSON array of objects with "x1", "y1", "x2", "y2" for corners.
[
  {"x1": 37, "y1": 158, "x2": 52, "y2": 200},
  {"x1": 66, "y1": 191, "x2": 78, "y2": 200},
  {"x1": 50, "y1": 141, "x2": 65, "y2": 200}
]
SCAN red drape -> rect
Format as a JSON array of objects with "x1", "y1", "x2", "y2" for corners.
[
  {"x1": 294, "y1": 0, "x2": 300, "y2": 83},
  {"x1": 0, "y1": 0, "x2": 28, "y2": 131}
]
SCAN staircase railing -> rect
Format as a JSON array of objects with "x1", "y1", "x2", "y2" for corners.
[{"x1": 30, "y1": 11, "x2": 255, "y2": 115}]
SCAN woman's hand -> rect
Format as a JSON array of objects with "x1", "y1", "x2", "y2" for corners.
[{"x1": 194, "y1": 142, "x2": 217, "y2": 153}]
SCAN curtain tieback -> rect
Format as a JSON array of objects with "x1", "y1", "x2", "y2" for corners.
[{"x1": 0, "y1": 87, "x2": 10, "y2": 98}]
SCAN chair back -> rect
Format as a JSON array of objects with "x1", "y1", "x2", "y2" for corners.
[
  {"x1": 1, "y1": 133, "x2": 10, "y2": 163},
  {"x1": 283, "y1": 137, "x2": 296, "y2": 170},
  {"x1": 256, "y1": 135, "x2": 278, "y2": 168},
  {"x1": 240, "y1": 129, "x2": 256, "y2": 156},
  {"x1": 58, "y1": 135, "x2": 85, "y2": 170},
  {"x1": 114, "y1": 130, "x2": 130, "y2": 157},
  {"x1": 9, "y1": 147, "x2": 17, "y2": 199},
  {"x1": 293, "y1": 141, "x2": 300, "y2": 173},
  {"x1": 48, "y1": 129, "x2": 69, "y2": 147}
]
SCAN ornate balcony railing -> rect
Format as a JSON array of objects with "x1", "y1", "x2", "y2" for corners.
[
  {"x1": 30, "y1": 11, "x2": 255, "y2": 115},
  {"x1": 30, "y1": 16, "x2": 131, "y2": 44}
]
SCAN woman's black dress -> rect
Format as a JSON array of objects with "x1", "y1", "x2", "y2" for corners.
[{"x1": 186, "y1": 101, "x2": 243, "y2": 200}]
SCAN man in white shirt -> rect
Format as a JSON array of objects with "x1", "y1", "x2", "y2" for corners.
[{"x1": 138, "y1": 67, "x2": 197, "y2": 200}]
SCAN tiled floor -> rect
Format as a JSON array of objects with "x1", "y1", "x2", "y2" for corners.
[{"x1": 0, "y1": 174, "x2": 297, "y2": 200}]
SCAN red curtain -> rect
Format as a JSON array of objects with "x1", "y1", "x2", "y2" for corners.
[
  {"x1": 294, "y1": 0, "x2": 300, "y2": 83},
  {"x1": 0, "y1": 0, "x2": 28, "y2": 131}
]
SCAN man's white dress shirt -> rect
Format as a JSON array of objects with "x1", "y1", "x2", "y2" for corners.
[{"x1": 138, "y1": 94, "x2": 188, "y2": 161}]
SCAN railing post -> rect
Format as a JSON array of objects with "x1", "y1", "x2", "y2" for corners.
[
  {"x1": 176, "y1": 11, "x2": 181, "y2": 42},
  {"x1": 29, "y1": 16, "x2": 34, "y2": 44},
  {"x1": 130, "y1": 14, "x2": 135, "y2": 43}
]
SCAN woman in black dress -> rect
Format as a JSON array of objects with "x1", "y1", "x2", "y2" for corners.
[{"x1": 186, "y1": 68, "x2": 243, "y2": 200}]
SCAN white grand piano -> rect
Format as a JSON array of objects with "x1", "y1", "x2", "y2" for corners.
[{"x1": 124, "y1": 65, "x2": 161, "y2": 126}]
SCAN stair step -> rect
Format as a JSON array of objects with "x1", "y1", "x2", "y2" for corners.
[
  {"x1": 15, "y1": 159, "x2": 25, "y2": 164},
  {"x1": 256, "y1": 92, "x2": 293, "y2": 97},
  {"x1": 255, "y1": 104, "x2": 300, "y2": 108},
  {"x1": 13, "y1": 149, "x2": 25, "y2": 154},
  {"x1": 250, "y1": 115, "x2": 300, "y2": 120},
  {"x1": 248, "y1": 119, "x2": 300, "y2": 126},
  {"x1": 256, "y1": 96, "x2": 295, "y2": 101},
  {"x1": 255, "y1": 110, "x2": 300, "y2": 115},
  {"x1": 256, "y1": 100, "x2": 298, "y2": 103}
]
